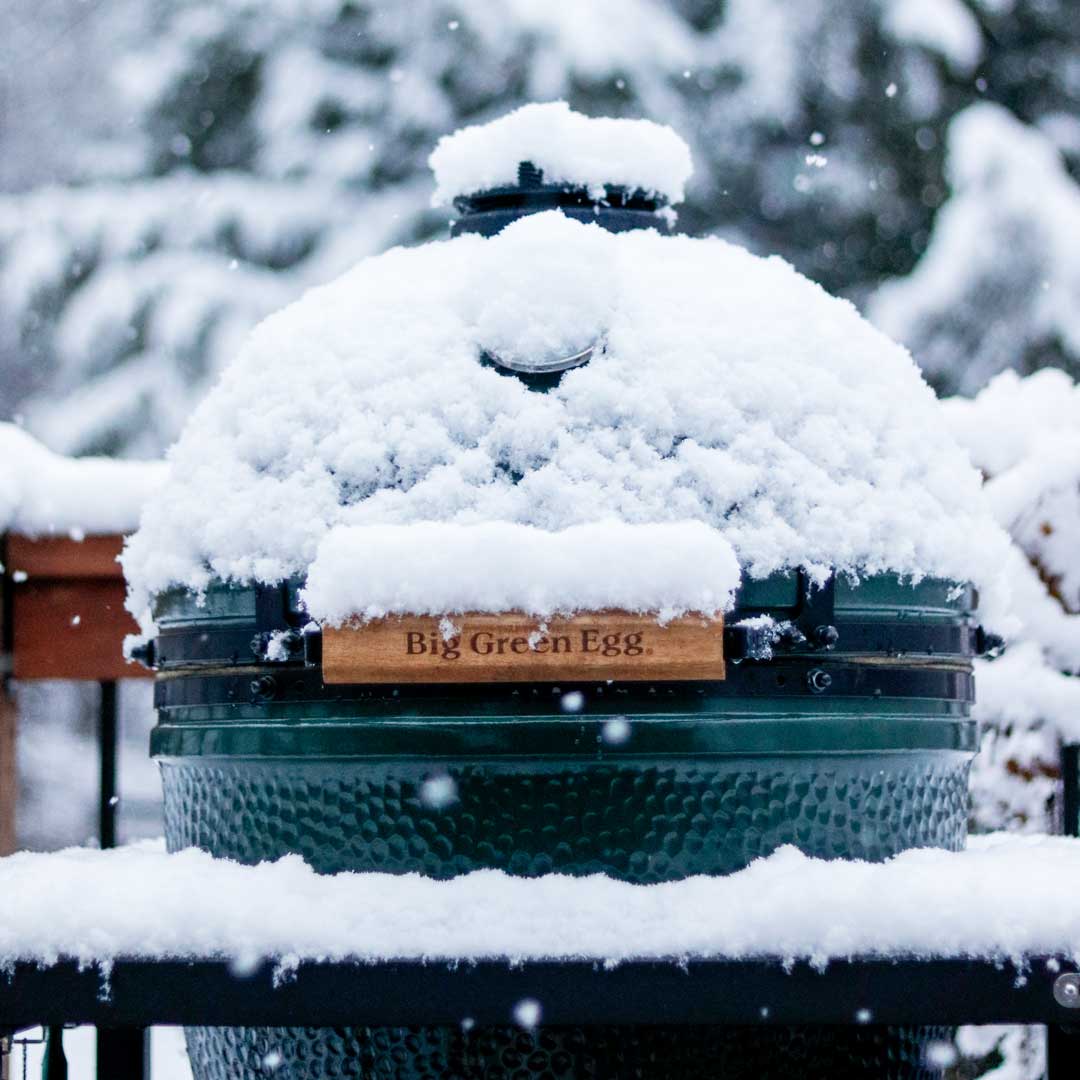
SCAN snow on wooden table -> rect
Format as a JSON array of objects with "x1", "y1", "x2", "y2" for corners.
[
  {"x1": 0, "y1": 422, "x2": 164, "y2": 538},
  {"x1": 1, "y1": 834, "x2": 1076, "y2": 969}
]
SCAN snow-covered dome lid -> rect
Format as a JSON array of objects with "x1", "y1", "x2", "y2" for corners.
[{"x1": 123, "y1": 106, "x2": 1010, "y2": 631}]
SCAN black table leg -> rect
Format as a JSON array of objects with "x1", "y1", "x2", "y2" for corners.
[
  {"x1": 1047, "y1": 1024, "x2": 1080, "y2": 1078},
  {"x1": 96, "y1": 684, "x2": 147, "y2": 1078},
  {"x1": 43, "y1": 1027, "x2": 67, "y2": 1080},
  {"x1": 96, "y1": 1027, "x2": 147, "y2": 1080},
  {"x1": 98, "y1": 681, "x2": 118, "y2": 851},
  {"x1": 1049, "y1": 745, "x2": 1080, "y2": 1077}
]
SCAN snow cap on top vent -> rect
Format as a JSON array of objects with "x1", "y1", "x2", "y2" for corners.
[{"x1": 429, "y1": 102, "x2": 693, "y2": 229}]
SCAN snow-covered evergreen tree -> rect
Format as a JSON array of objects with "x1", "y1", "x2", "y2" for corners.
[
  {"x1": 870, "y1": 104, "x2": 1080, "y2": 396},
  {"x1": 5, "y1": 0, "x2": 1076, "y2": 454},
  {"x1": 945, "y1": 369, "x2": 1080, "y2": 834}
]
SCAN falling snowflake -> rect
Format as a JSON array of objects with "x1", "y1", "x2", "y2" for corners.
[
  {"x1": 601, "y1": 717, "x2": 631, "y2": 745},
  {"x1": 924, "y1": 1041, "x2": 958, "y2": 1068},
  {"x1": 513, "y1": 998, "x2": 542, "y2": 1028},
  {"x1": 420, "y1": 775, "x2": 458, "y2": 809}
]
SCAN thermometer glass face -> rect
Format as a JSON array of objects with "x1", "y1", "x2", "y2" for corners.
[{"x1": 481, "y1": 342, "x2": 597, "y2": 375}]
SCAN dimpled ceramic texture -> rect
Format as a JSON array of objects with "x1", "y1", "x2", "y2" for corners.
[
  {"x1": 184, "y1": 1021, "x2": 953, "y2": 1079},
  {"x1": 161, "y1": 756, "x2": 971, "y2": 880},
  {"x1": 153, "y1": 573, "x2": 976, "y2": 1078}
]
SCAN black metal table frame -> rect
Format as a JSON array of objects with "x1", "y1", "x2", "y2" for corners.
[
  {"x1": 4, "y1": 730, "x2": 1078, "y2": 1079},
  {"x1": 2, "y1": 954, "x2": 1080, "y2": 1078}
]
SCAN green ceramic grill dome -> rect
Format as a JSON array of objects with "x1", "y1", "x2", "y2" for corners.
[{"x1": 129, "y1": 107, "x2": 1008, "y2": 1079}]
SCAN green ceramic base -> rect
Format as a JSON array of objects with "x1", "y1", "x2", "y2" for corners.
[
  {"x1": 164, "y1": 751, "x2": 969, "y2": 1080},
  {"x1": 161, "y1": 753, "x2": 971, "y2": 879}
]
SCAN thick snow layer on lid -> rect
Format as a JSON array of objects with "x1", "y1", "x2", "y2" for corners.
[
  {"x1": 2, "y1": 835, "x2": 1079, "y2": 966},
  {"x1": 429, "y1": 102, "x2": 693, "y2": 206},
  {"x1": 0, "y1": 423, "x2": 165, "y2": 537},
  {"x1": 123, "y1": 209, "x2": 1010, "y2": 626},
  {"x1": 303, "y1": 522, "x2": 739, "y2": 624}
]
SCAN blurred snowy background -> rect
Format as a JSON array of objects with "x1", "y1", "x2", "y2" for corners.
[
  {"x1": 3, "y1": 0, "x2": 1078, "y2": 460},
  {"x1": 1, "y1": 3, "x2": 1078, "y2": 1075}
]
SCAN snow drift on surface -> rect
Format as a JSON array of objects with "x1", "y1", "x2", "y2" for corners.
[
  {"x1": 123, "y1": 204, "x2": 1010, "y2": 628},
  {"x1": 429, "y1": 101, "x2": 694, "y2": 206},
  {"x1": 2, "y1": 835, "x2": 1079, "y2": 966},
  {"x1": 304, "y1": 521, "x2": 740, "y2": 623},
  {"x1": 0, "y1": 422, "x2": 165, "y2": 537}
]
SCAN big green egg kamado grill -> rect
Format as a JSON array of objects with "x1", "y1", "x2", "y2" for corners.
[{"x1": 126, "y1": 104, "x2": 1008, "y2": 1079}]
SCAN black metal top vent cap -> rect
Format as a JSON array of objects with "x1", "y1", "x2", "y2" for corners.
[{"x1": 451, "y1": 160, "x2": 673, "y2": 239}]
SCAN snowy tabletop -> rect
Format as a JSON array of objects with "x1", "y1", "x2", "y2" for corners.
[
  {"x1": 2, "y1": 835, "x2": 1076, "y2": 969},
  {"x1": 0, "y1": 422, "x2": 165, "y2": 538}
]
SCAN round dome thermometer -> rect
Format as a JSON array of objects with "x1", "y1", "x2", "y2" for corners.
[{"x1": 481, "y1": 340, "x2": 597, "y2": 376}]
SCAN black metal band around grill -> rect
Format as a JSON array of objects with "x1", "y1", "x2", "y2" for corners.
[
  {"x1": 152, "y1": 657, "x2": 974, "y2": 711},
  {"x1": 152, "y1": 618, "x2": 985, "y2": 671}
]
